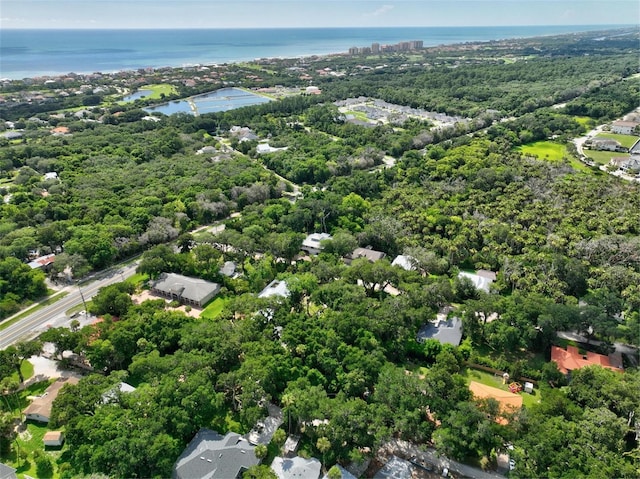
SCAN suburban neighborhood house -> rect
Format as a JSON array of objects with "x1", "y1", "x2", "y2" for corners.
[
  {"x1": 457, "y1": 269, "x2": 497, "y2": 294},
  {"x1": 172, "y1": 429, "x2": 259, "y2": 479},
  {"x1": 468, "y1": 381, "x2": 523, "y2": 424},
  {"x1": 271, "y1": 456, "x2": 322, "y2": 479},
  {"x1": 22, "y1": 377, "x2": 80, "y2": 423},
  {"x1": 27, "y1": 253, "x2": 56, "y2": 270},
  {"x1": 151, "y1": 272, "x2": 220, "y2": 308},
  {"x1": 391, "y1": 254, "x2": 415, "y2": 271},
  {"x1": 611, "y1": 120, "x2": 639, "y2": 135},
  {"x1": 258, "y1": 279, "x2": 290, "y2": 299},
  {"x1": 345, "y1": 247, "x2": 386, "y2": 264},
  {"x1": 551, "y1": 345, "x2": 624, "y2": 375},
  {"x1": 417, "y1": 315, "x2": 463, "y2": 346},
  {"x1": 300, "y1": 232, "x2": 332, "y2": 255},
  {"x1": 589, "y1": 138, "x2": 625, "y2": 152}
]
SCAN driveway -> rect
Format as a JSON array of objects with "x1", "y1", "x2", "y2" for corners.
[{"x1": 382, "y1": 439, "x2": 505, "y2": 479}]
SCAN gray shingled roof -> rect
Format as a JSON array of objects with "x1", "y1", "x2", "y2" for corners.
[
  {"x1": 417, "y1": 317, "x2": 463, "y2": 346},
  {"x1": 0, "y1": 462, "x2": 17, "y2": 479},
  {"x1": 173, "y1": 429, "x2": 259, "y2": 479},
  {"x1": 153, "y1": 273, "x2": 220, "y2": 304}
]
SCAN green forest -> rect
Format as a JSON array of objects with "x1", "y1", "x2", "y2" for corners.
[{"x1": 1, "y1": 27, "x2": 639, "y2": 479}]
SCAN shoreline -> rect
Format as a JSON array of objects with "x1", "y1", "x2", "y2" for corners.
[{"x1": 1, "y1": 24, "x2": 636, "y2": 81}]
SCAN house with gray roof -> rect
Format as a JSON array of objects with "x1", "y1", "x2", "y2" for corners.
[
  {"x1": 301, "y1": 233, "x2": 332, "y2": 255},
  {"x1": 0, "y1": 463, "x2": 17, "y2": 479},
  {"x1": 417, "y1": 316, "x2": 463, "y2": 346},
  {"x1": 345, "y1": 247, "x2": 386, "y2": 264},
  {"x1": 373, "y1": 455, "x2": 416, "y2": 479},
  {"x1": 151, "y1": 273, "x2": 220, "y2": 308},
  {"x1": 271, "y1": 456, "x2": 321, "y2": 479},
  {"x1": 172, "y1": 429, "x2": 259, "y2": 479}
]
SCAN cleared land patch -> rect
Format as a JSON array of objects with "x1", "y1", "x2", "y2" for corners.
[{"x1": 518, "y1": 141, "x2": 566, "y2": 161}]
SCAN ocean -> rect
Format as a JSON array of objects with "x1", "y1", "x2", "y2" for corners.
[{"x1": 0, "y1": 25, "x2": 628, "y2": 80}]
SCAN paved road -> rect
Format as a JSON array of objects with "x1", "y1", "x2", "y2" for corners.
[{"x1": 0, "y1": 262, "x2": 138, "y2": 350}]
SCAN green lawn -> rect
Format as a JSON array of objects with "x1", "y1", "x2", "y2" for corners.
[
  {"x1": 584, "y1": 149, "x2": 626, "y2": 166},
  {"x1": 125, "y1": 272, "x2": 148, "y2": 287},
  {"x1": 596, "y1": 133, "x2": 639, "y2": 149},
  {"x1": 9, "y1": 360, "x2": 35, "y2": 384},
  {"x1": 200, "y1": 296, "x2": 229, "y2": 319},
  {"x1": 11, "y1": 422, "x2": 62, "y2": 479},
  {"x1": 461, "y1": 367, "x2": 540, "y2": 409},
  {"x1": 573, "y1": 116, "x2": 593, "y2": 127},
  {"x1": 517, "y1": 141, "x2": 566, "y2": 161},
  {"x1": 145, "y1": 84, "x2": 178, "y2": 100}
]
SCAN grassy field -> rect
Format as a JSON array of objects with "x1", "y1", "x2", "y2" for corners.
[
  {"x1": 200, "y1": 296, "x2": 229, "y2": 319},
  {"x1": 461, "y1": 367, "x2": 540, "y2": 409},
  {"x1": 595, "y1": 133, "x2": 639, "y2": 149},
  {"x1": 573, "y1": 116, "x2": 593, "y2": 128},
  {"x1": 125, "y1": 272, "x2": 148, "y2": 287},
  {"x1": 144, "y1": 84, "x2": 178, "y2": 100},
  {"x1": 584, "y1": 149, "x2": 627, "y2": 166},
  {"x1": 9, "y1": 360, "x2": 35, "y2": 384},
  {"x1": 517, "y1": 141, "x2": 566, "y2": 161}
]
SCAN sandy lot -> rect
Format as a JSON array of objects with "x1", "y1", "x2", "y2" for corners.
[{"x1": 131, "y1": 290, "x2": 202, "y2": 318}]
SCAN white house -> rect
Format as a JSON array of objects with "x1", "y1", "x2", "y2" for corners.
[
  {"x1": 43, "y1": 431, "x2": 64, "y2": 447},
  {"x1": 258, "y1": 279, "x2": 290, "y2": 299},
  {"x1": 391, "y1": 254, "x2": 415, "y2": 271},
  {"x1": 271, "y1": 456, "x2": 321, "y2": 479},
  {"x1": 458, "y1": 270, "x2": 497, "y2": 294},
  {"x1": 301, "y1": 233, "x2": 332, "y2": 255},
  {"x1": 611, "y1": 120, "x2": 639, "y2": 135}
]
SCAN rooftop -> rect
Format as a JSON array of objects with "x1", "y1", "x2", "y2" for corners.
[
  {"x1": 258, "y1": 279, "x2": 290, "y2": 299},
  {"x1": 347, "y1": 247, "x2": 386, "y2": 263},
  {"x1": 271, "y1": 456, "x2": 322, "y2": 479},
  {"x1": 391, "y1": 254, "x2": 415, "y2": 271},
  {"x1": 152, "y1": 273, "x2": 220, "y2": 304},
  {"x1": 173, "y1": 429, "x2": 259, "y2": 479},
  {"x1": 23, "y1": 377, "x2": 80, "y2": 421},
  {"x1": 551, "y1": 345, "x2": 624, "y2": 374},
  {"x1": 417, "y1": 316, "x2": 463, "y2": 346},
  {"x1": 457, "y1": 270, "x2": 496, "y2": 293}
]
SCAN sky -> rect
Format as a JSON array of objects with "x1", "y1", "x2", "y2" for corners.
[{"x1": 1, "y1": 0, "x2": 638, "y2": 29}]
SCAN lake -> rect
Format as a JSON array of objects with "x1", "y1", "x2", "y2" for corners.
[{"x1": 144, "y1": 87, "x2": 271, "y2": 116}]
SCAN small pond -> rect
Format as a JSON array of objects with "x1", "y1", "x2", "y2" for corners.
[{"x1": 122, "y1": 89, "x2": 153, "y2": 102}]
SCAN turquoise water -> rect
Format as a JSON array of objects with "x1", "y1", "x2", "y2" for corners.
[
  {"x1": 144, "y1": 87, "x2": 271, "y2": 116},
  {"x1": 0, "y1": 26, "x2": 627, "y2": 79}
]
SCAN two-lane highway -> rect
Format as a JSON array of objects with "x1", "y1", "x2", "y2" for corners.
[{"x1": 0, "y1": 263, "x2": 138, "y2": 349}]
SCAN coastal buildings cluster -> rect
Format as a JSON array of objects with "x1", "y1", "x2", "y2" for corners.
[{"x1": 348, "y1": 40, "x2": 424, "y2": 55}]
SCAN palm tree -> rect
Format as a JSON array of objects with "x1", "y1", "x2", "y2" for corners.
[{"x1": 316, "y1": 436, "x2": 331, "y2": 474}]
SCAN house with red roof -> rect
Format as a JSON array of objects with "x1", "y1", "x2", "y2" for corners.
[{"x1": 551, "y1": 345, "x2": 623, "y2": 375}]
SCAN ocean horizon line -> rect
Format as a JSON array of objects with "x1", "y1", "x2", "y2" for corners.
[
  {"x1": 1, "y1": 24, "x2": 636, "y2": 31},
  {"x1": 2, "y1": 25, "x2": 637, "y2": 80}
]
